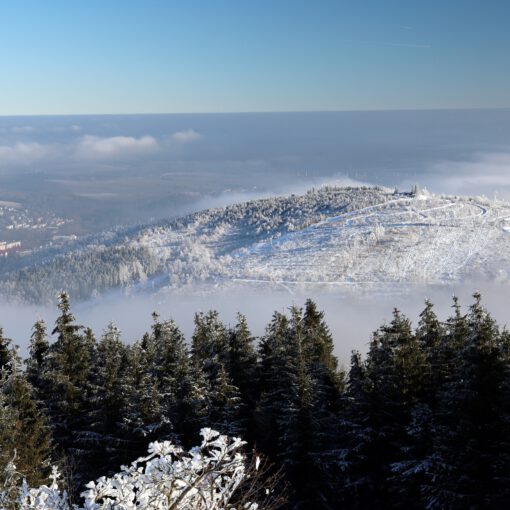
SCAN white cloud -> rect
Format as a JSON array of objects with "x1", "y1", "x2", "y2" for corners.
[
  {"x1": 171, "y1": 129, "x2": 202, "y2": 143},
  {"x1": 0, "y1": 142, "x2": 50, "y2": 166},
  {"x1": 77, "y1": 135, "x2": 158, "y2": 158}
]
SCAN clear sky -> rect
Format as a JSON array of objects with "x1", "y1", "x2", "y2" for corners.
[{"x1": 1, "y1": 0, "x2": 509, "y2": 115}]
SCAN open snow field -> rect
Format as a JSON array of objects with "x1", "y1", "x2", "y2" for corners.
[
  {"x1": 230, "y1": 194, "x2": 509, "y2": 290},
  {"x1": 130, "y1": 187, "x2": 510, "y2": 295}
]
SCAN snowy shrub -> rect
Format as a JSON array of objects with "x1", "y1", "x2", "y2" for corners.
[
  {"x1": 373, "y1": 223, "x2": 385, "y2": 241},
  {"x1": 1, "y1": 429, "x2": 271, "y2": 510},
  {"x1": 17, "y1": 468, "x2": 68, "y2": 510}
]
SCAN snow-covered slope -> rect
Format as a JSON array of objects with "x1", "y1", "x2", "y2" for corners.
[
  {"x1": 135, "y1": 187, "x2": 510, "y2": 289},
  {"x1": 228, "y1": 192, "x2": 506, "y2": 288},
  {"x1": 4, "y1": 186, "x2": 510, "y2": 302}
]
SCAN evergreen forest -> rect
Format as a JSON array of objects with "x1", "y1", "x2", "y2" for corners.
[{"x1": 1, "y1": 292, "x2": 510, "y2": 509}]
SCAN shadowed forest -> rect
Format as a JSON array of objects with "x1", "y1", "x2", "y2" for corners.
[{"x1": 1, "y1": 293, "x2": 510, "y2": 509}]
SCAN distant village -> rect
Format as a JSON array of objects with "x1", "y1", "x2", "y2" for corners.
[
  {"x1": 0, "y1": 202, "x2": 74, "y2": 255},
  {"x1": 0, "y1": 240, "x2": 21, "y2": 256}
]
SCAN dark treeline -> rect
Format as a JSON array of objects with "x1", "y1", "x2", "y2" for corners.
[{"x1": 1, "y1": 292, "x2": 510, "y2": 509}]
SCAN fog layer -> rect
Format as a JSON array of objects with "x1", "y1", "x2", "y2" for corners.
[{"x1": 3, "y1": 282, "x2": 509, "y2": 366}]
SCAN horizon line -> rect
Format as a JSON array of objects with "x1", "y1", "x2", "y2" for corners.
[{"x1": 1, "y1": 106, "x2": 510, "y2": 118}]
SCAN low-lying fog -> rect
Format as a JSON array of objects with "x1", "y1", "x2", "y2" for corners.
[{"x1": 3, "y1": 281, "x2": 509, "y2": 366}]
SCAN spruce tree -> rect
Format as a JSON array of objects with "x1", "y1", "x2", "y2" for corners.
[
  {"x1": 340, "y1": 335, "x2": 393, "y2": 508},
  {"x1": 226, "y1": 313, "x2": 257, "y2": 399},
  {"x1": 152, "y1": 314, "x2": 208, "y2": 443},
  {"x1": 415, "y1": 300, "x2": 444, "y2": 399},
  {"x1": 256, "y1": 311, "x2": 291, "y2": 458},
  {"x1": 423, "y1": 294, "x2": 510, "y2": 508},
  {"x1": 390, "y1": 301, "x2": 444, "y2": 506},
  {"x1": 257, "y1": 306, "x2": 341, "y2": 508},
  {"x1": 225, "y1": 314, "x2": 258, "y2": 437},
  {"x1": 0, "y1": 348, "x2": 52, "y2": 487},
  {"x1": 343, "y1": 309, "x2": 426, "y2": 508},
  {"x1": 339, "y1": 350, "x2": 373, "y2": 505},
  {"x1": 278, "y1": 307, "x2": 320, "y2": 507},
  {"x1": 83, "y1": 322, "x2": 131, "y2": 481},
  {"x1": 123, "y1": 339, "x2": 164, "y2": 453},
  {"x1": 294, "y1": 302, "x2": 344, "y2": 507},
  {"x1": 0, "y1": 328, "x2": 12, "y2": 374},
  {"x1": 208, "y1": 364, "x2": 244, "y2": 437},
  {"x1": 25, "y1": 319, "x2": 50, "y2": 394},
  {"x1": 191, "y1": 310, "x2": 229, "y2": 382},
  {"x1": 45, "y1": 292, "x2": 93, "y2": 493}
]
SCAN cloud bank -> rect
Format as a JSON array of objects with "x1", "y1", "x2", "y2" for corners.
[
  {"x1": 0, "y1": 142, "x2": 51, "y2": 166},
  {"x1": 400, "y1": 151, "x2": 510, "y2": 200},
  {"x1": 77, "y1": 135, "x2": 158, "y2": 158},
  {"x1": 171, "y1": 129, "x2": 202, "y2": 143}
]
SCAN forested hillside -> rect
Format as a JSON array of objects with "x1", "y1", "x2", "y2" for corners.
[
  {"x1": 2, "y1": 293, "x2": 510, "y2": 508},
  {"x1": 3, "y1": 186, "x2": 510, "y2": 305},
  {"x1": 0, "y1": 187, "x2": 395, "y2": 303}
]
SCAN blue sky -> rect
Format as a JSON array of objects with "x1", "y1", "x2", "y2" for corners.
[{"x1": 1, "y1": 0, "x2": 509, "y2": 115}]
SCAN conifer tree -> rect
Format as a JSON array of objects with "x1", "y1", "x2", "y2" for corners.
[
  {"x1": 0, "y1": 349, "x2": 52, "y2": 487},
  {"x1": 301, "y1": 299, "x2": 344, "y2": 443},
  {"x1": 256, "y1": 311, "x2": 291, "y2": 458},
  {"x1": 390, "y1": 301, "x2": 444, "y2": 506},
  {"x1": 226, "y1": 313, "x2": 257, "y2": 402},
  {"x1": 151, "y1": 314, "x2": 208, "y2": 443},
  {"x1": 123, "y1": 339, "x2": 164, "y2": 452},
  {"x1": 342, "y1": 309, "x2": 425, "y2": 508},
  {"x1": 442, "y1": 295, "x2": 470, "y2": 381},
  {"x1": 257, "y1": 306, "x2": 341, "y2": 508},
  {"x1": 302, "y1": 299, "x2": 337, "y2": 372},
  {"x1": 175, "y1": 362, "x2": 210, "y2": 445},
  {"x1": 83, "y1": 322, "x2": 130, "y2": 481},
  {"x1": 423, "y1": 294, "x2": 510, "y2": 508},
  {"x1": 226, "y1": 313, "x2": 258, "y2": 437},
  {"x1": 339, "y1": 340, "x2": 389, "y2": 508},
  {"x1": 277, "y1": 307, "x2": 321, "y2": 506},
  {"x1": 208, "y1": 364, "x2": 244, "y2": 437},
  {"x1": 25, "y1": 320, "x2": 50, "y2": 394},
  {"x1": 192, "y1": 310, "x2": 229, "y2": 382},
  {"x1": 415, "y1": 300, "x2": 444, "y2": 399},
  {"x1": 45, "y1": 292, "x2": 93, "y2": 493},
  {"x1": 188, "y1": 310, "x2": 232, "y2": 443},
  {"x1": 0, "y1": 328, "x2": 11, "y2": 374},
  {"x1": 339, "y1": 350, "x2": 373, "y2": 504}
]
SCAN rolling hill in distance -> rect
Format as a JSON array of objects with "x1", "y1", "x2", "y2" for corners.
[{"x1": 2, "y1": 185, "x2": 510, "y2": 304}]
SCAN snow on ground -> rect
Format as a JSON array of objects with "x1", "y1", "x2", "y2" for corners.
[{"x1": 130, "y1": 187, "x2": 510, "y2": 294}]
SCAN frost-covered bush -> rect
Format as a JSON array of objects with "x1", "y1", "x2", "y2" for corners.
[
  {"x1": 0, "y1": 457, "x2": 68, "y2": 510},
  {"x1": 16, "y1": 468, "x2": 68, "y2": 510},
  {"x1": 1, "y1": 429, "x2": 267, "y2": 510}
]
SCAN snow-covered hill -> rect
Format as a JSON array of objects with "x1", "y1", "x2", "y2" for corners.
[{"x1": 3, "y1": 186, "x2": 510, "y2": 303}]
